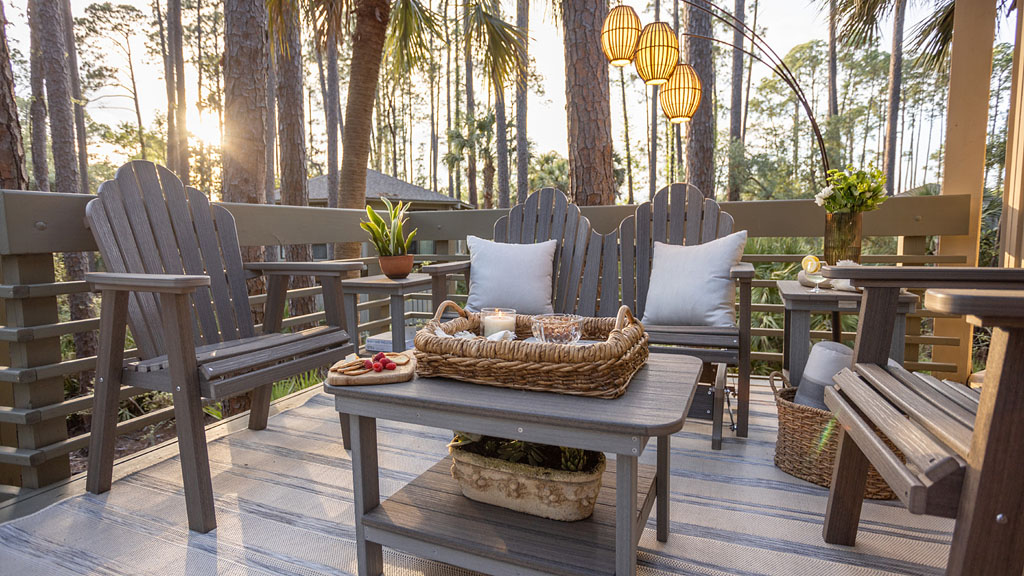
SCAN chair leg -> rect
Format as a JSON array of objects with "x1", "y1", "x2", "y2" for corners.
[
  {"x1": 161, "y1": 293, "x2": 217, "y2": 533},
  {"x1": 340, "y1": 412, "x2": 352, "y2": 450},
  {"x1": 823, "y1": 428, "x2": 869, "y2": 545},
  {"x1": 248, "y1": 384, "x2": 273, "y2": 431},
  {"x1": 86, "y1": 290, "x2": 129, "y2": 495},
  {"x1": 712, "y1": 363, "x2": 726, "y2": 451}
]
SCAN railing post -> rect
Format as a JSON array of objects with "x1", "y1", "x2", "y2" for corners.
[
  {"x1": 1, "y1": 254, "x2": 71, "y2": 488},
  {"x1": 0, "y1": 256, "x2": 16, "y2": 487},
  {"x1": 897, "y1": 235, "x2": 927, "y2": 365}
]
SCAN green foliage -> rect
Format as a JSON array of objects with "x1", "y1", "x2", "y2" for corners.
[
  {"x1": 817, "y1": 165, "x2": 887, "y2": 213},
  {"x1": 528, "y1": 151, "x2": 568, "y2": 193},
  {"x1": 360, "y1": 198, "x2": 418, "y2": 257},
  {"x1": 452, "y1": 433, "x2": 599, "y2": 472}
]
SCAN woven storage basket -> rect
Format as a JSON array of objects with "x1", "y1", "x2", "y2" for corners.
[
  {"x1": 414, "y1": 301, "x2": 649, "y2": 398},
  {"x1": 770, "y1": 372, "x2": 898, "y2": 500}
]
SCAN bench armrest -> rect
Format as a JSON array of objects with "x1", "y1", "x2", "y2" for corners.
[
  {"x1": 87, "y1": 272, "x2": 210, "y2": 294},
  {"x1": 822, "y1": 265, "x2": 1024, "y2": 289},
  {"x1": 421, "y1": 260, "x2": 471, "y2": 275},
  {"x1": 245, "y1": 260, "x2": 366, "y2": 277},
  {"x1": 730, "y1": 262, "x2": 755, "y2": 280}
]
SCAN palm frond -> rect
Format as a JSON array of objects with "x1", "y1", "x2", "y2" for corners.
[
  {"x1": 266, "y1": 0, "x2": 303, "y2": 57},
  {"x1": 909, "y1": 0, "x2": 954, "y2": 71},
  {"x1": 465, "y1": 1, "x2": 527, "y2": 89},
  {"x1": 835, "y1": 0, "x2": 893, "y2": 48},
  {"x1": 306, "y1": 0, "x2": 353, "y2": 51},
  {"x1": 385, "y1": 0, "x2": 441, "y2": 76}
]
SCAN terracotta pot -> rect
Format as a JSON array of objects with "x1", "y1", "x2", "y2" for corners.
[
  {"x1": 824, "y1": 211, "x2": 863, "y2": 265},
  {"x1": 450, "y1": 446, "x2": 605, "y2": 522},
  {"x1": 378, "y1": 254, "x2": 414, "y2": 279}
]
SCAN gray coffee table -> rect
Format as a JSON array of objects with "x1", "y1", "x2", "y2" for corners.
[
  {"x1": 324, "y1": 353, "x2": 702, "y2": 576},
  {"x1": 342, "y1": 273, "x2": 432, "y2": 353}
]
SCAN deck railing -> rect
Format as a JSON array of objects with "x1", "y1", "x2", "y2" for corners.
[{"x1": 0, "y1": 190, "x2": 971, "y2": 497}]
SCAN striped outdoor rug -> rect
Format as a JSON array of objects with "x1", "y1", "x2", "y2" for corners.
[{"x1": 0, "y1": 383, "x2": 953, "y2": 575}]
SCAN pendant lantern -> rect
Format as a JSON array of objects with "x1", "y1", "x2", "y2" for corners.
[
  {"x1": 660, "y1": 63, "x2": 702, "y2": 123},
  {"x1": 634, "y1": 22, "x2": 679, "y2": 85},
  {"x1": 601, "y1": 6, "x2": 643, "y2": 66}
]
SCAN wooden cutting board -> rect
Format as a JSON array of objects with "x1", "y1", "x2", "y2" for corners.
[{"x1": 326, "y1": 351, "x2": 416, "y2": 386}]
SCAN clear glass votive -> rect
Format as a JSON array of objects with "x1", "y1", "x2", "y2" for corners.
[{"x1": 480, "y1": 307, "x2": 516, "y2": 337}]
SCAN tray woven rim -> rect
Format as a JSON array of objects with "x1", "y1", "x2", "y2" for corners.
[{"x1": 413, "y1": 301, "x2": 649, "y2": 398}]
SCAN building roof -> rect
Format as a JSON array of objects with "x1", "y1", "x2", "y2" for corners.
[{"x1": 298, "y1": 170, "x2": 466, "y2": 208}]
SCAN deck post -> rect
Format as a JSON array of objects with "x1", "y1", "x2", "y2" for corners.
[
  {"x1": 1, "y1": 254, "x2": 71, "y2": 488},
  {"x1": 933, "y1": 0, "x2": 997, "y2": 381},
  {"x1": 1001, "y1": 2, "x2": 1024, "y2": 268}
]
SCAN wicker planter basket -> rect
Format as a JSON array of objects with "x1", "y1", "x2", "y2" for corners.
[
  {"x1": 414, "y1": 301, "x2": 649, "y2": 399},
  {"x1": 770, "y1": 372, "x2": 897, "y2": 500}
]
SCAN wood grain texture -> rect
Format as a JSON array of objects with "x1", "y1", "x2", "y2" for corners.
[
  {"x1": 329, "y1": 354, "x2": 701, "y2": 438},
  {"x1": 85, "y1": 290, "x2": 129, "y2": 495}
]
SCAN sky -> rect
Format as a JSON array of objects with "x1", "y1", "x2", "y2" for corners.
[{"x1": 4, "y1": 0, "x2": 1017, "y2": 200}]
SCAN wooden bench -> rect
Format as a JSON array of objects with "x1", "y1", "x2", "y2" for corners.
[{"x1": 820, "y1": 266, "x2": 1024, "y2": 575}]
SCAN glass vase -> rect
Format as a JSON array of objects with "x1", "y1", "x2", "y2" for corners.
[{"x1": 824, "y1": 211, "x2": 863, "y2": 265}]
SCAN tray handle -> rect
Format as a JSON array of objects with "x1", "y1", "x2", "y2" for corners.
[
  {"x1": 614, "y1": 305, "x2": 639, "y2": 330},
  {"x1": 432, "y1": 300, "x2": 469, "y2": 323}
]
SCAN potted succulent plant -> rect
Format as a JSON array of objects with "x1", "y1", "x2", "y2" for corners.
[
  {"x1": 448, "y1": 432, "x2": 605, "y2": 522},
  {"x1": 361, "y1": 198, "x2": 418, "y2": 279},
  {"x1": 815, "y1": 165, "x2": 887, "y2": 265}
]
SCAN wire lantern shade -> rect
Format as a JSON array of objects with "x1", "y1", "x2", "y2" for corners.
[
  {"x1": 601, "y1": 6, "x2": 642, "y2": 66},
  {"x1": 634, "y1": 22, "x2": 679, "y2": 85},
  {"x1": 660, "y1": 63, "x2": 702, "y2": 123}
]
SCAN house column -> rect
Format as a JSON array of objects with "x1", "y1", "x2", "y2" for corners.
[
  {"x1": 934, "y1": 0, "x2": 997, "y2": 381},
  {"x1": 1002, "y1": 4, "x2": 1024, "y2": 268}
]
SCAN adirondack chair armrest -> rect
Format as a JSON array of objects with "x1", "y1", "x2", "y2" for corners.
[
  {"x1": 244, "y1": 260, "x2": 366, "y2": 278},
  {"x1": 421, "y1": 260, "x2": 471, "y2": 276},
  {"x1": 730, "y1": 263, "x2": 755, "y2": 280},
  {"x1": 822, "y1": 265, "x2": 1024, "y2": 289},
  {"x1": 86, "y1": 272, "x2": 210, "y2": 294}
]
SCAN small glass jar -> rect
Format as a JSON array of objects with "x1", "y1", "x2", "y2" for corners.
[
  {"x1": 480, "y1": 307, "x2": 516, "y2": 337},
  {"x1": 531, "y1": 314, "x2": 583, "y2": 345}
]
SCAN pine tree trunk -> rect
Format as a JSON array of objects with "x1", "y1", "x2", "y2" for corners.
[
  {"x1": 61, "y1": 0, "x2": 88, "y2": 194},
  {"x1": 275, "y1": 2, "x2": 314, "y2": 316},
  {"x1": 883, "y1": 0, "x2": 906, "y2": 195},
  {"x1": 827, "y1": 0, "x2": 838, "y2": 117},
  {"x1": 0, "y1": 0, "x2": 27, "y2": 190},
  {"x1": 562, "y1": 0, "x2": 615, "y2": 206},
  {"x1": 264, "y1": 31, "x2": 278, "y2": 262},
  {"x1": 727, "y1": 0, "x2": 745, "y2": 201},
  {"x1": 496, "y1": 86, "x2": 511, "y2": 208},
  {"x1": 339, "y1": 0, "x2": 391, "y2": 260},
  {"x1": 154, "y1": 0, "x2": 176, "y2": 172},
  {"x1": 444, "y1": 0, "x2": 453, "y2": 198},
  {"x1": 169, "y1": 0, "x2": 189, "y2": 183},
  {"x1": 39, "y1": 0, "x2": 96, "y2": 375},
  {"x1": 515, "y1": 0, "x2": 529, "y2": 204},
  {"x1": 28, "y1": 0, "x2": 48, "y2": 191},
  {"x1": 672, "y1": 0, "x2": 682, "y2": 181},
  {"x1": 223, "y1": 0, "x2": 267, "y2": 302},
  {"x1": 464, "y1": 9, "x2": 478, "y2": 207},
  {"x1": 684, "y1": 1, "x2": 716, "y2": 199},
  {"x1": 326, "y1": 34, "x2": 340, "y2": 259}
]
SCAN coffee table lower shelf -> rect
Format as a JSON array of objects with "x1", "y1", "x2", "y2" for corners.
[{"x1": 362, "y1": 457, "x2": 658, "y2": 576}]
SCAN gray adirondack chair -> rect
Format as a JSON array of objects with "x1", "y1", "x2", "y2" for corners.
[
  {"x1": 84, "y1": 161, "x2": 363, "y2": 533},
  {"x1": 612, "y1": 183, "x2": 754, "y2": 448},
  {"x1": 424, "y1": 188, "x2": 592, "y2": 313}
]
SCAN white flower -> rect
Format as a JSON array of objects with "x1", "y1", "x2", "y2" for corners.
[
  {"x1": 821, "y1": 185, "x2": 835, "y2": 198},
  {"x1": 814, "y1": 192, "x2": 826, "y2": 207}
]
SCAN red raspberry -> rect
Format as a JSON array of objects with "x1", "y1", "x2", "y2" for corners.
[
  {"x1": 372, "y1": 362, "x2": 383, "y2": 372},
  {"x1": 384, "y1": 362, "x2": 397, "y2": 370},
  {"x1": 363, "y1": 359, "x2": 374, "y2": 370}
]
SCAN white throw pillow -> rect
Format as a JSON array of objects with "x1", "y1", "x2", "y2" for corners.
[
  {"x1": 464, "y1": 235, "x2": 557, "y2": 315},
  {"x1": 641, "y1": 231, "x2": 748, "y2": 327}
]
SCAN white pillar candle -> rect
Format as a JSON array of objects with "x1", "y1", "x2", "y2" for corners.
[{"x1": 481, "y1": 308, "x2": 516, "y2": 337}]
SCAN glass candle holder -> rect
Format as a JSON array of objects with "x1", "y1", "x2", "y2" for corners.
[
  {"x1": 531, "y1": 314, "x2": 583, "y2": 345},
  {"x1": 480, "y1": 307, "x2": 516, "y2": 337}
]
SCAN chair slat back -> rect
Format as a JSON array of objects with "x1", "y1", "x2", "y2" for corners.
[
  {"x1": 86, "y1": 161, "x2": 255, "y2": 359},
  {"x1": 492, "y1": 188, "x2": 591, "y2": 314},
  {"x1": 620, "y1": 183, "x2": 735, "y2": 318}
]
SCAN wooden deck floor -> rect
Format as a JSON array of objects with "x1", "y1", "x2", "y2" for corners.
[{"x1": 0, "y1": 379, "x2": 954, "y2": 576}]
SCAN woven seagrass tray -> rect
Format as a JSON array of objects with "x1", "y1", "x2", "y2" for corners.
[
  {"x1": 769, "y1": 372, "x2": 897, "y2": 500},
  {"x1": 413, "y1": 301, "x2": 649, "y2": 399}
]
